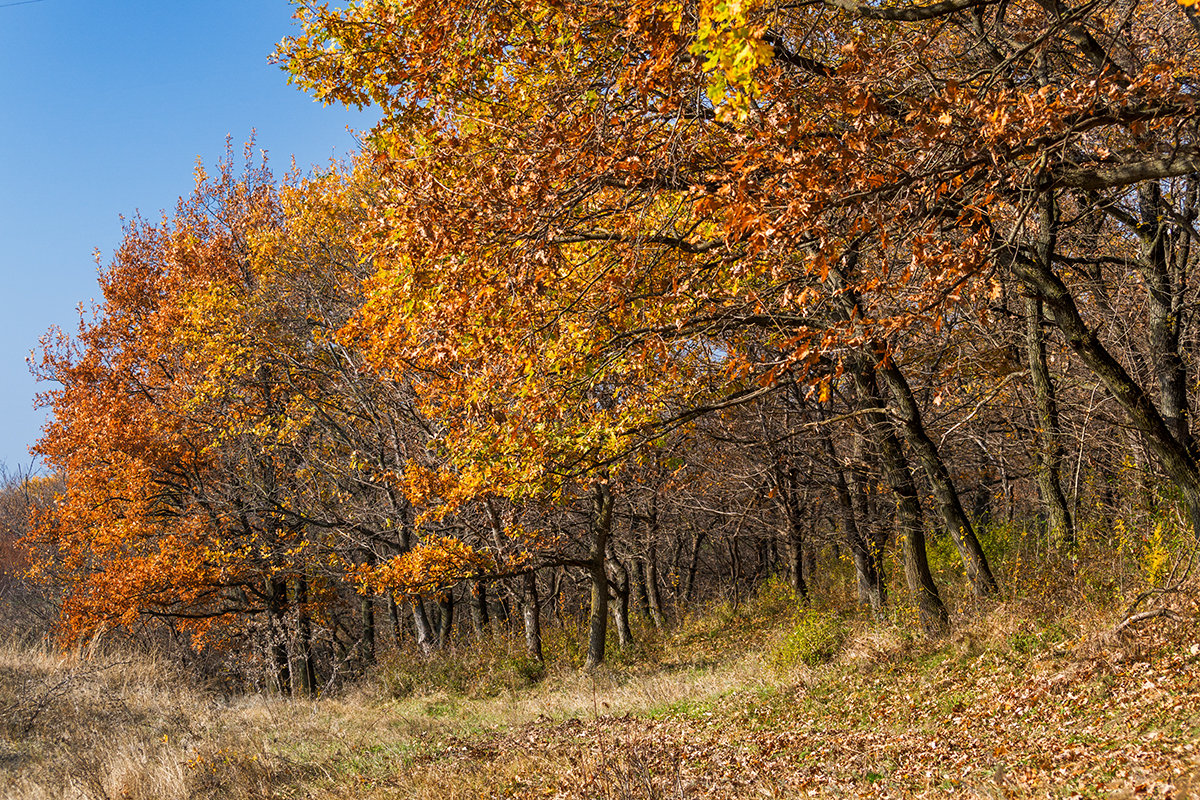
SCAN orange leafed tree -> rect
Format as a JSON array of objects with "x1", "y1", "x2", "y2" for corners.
[{"x1": 30, "y1": 150, "x2": 323, "y2": 663}]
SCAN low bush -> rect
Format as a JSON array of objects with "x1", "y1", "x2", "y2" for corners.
[{"x1": 770, "y1": 609, "x2": 848, "y2": 671}]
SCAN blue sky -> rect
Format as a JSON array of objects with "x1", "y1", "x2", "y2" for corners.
[{"x1": 0, "y1": 0, "x2": 373, "y2": 471}]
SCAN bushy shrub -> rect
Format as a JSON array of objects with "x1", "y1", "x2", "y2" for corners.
[{"x1": 770, "y1": 609, "x2": 847, "y2": 671}]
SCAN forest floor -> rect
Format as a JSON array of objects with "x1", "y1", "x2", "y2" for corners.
[{"x1": 3, "y1": 570, "x2": 1200, "y2": 799}]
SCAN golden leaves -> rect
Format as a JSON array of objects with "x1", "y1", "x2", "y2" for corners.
[{"x1": 352, "y1": 537, "x2": 494, "y2": 597}]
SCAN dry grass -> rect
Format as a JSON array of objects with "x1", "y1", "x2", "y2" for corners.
[{"x1": 3, "y1": 555, "x2": 1199, "y2": 799}]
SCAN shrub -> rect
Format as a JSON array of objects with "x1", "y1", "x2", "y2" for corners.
[{"x1": 770, "y1": 609, "x2": 847, "y2": 671}]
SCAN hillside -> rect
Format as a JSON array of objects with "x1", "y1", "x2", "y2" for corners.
[{"x1": 4, "y1": 571, "x2": 1198, "y2": 800}]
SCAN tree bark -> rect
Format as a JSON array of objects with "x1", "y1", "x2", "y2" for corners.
[
  {"x1": 779, "y1": 466, "x2": 810, "y2": 599},
  {"x1": 360, "y1": 552, "x2": 377, "y2": 667},
  {"x1": 1025, "y1": 294, "x2": 1076, "y2": 546},
  {"x1": 643, "y1": 542, "x2": 666, "y2": 629},
  {"x1": 1136, "y1": 182, "x2": 1194, "y2": 457},
  {"x1": 874, "y1": 352, "x2": 999, "y2": 597},
  {"x1": 387, "y1": 594, "x2": 404, "y2": 648},
  {"x1": 683, "y1": 527, "x2": 705, "y2": 605},
  {"x1": 1025, "y1": 193, "x2": 1076, "y2": 547},
  {"x1": 631, "y1": 545, "x2": 652, "y2": 622},
  {"x1": 412, "y1": 598, "x2": 436, "y2": 654},
  {"x1": 835, "y1": 457, "x2": 885, "y2": 614},
  {"x1": 608, "y1": 554, "x2": 634, "y2": 650},
  {"x1": 854, "y1": 361, "x2": 949, "y2": 636},
  {"x1": 849, "y1": 432, "x2": 888, "y2": 614},
  {"x1": 436, "y1": 589, "x2": 454, "y2": 650},
  {"x1": 294, "y1": 575, "x2": 317, "y2": 696},
  {"x1": 470, "y1": 579, "x2": 490, "y2": 641},
  {"x1": 584, "y1": 480, "x2": 614, "y2": 669},
  {"x1": 521, "y1": 571, "x2": 544, "y2": 662},
  {"x1": 266, "y1": 576, "x2": 291, "y2": 695}
]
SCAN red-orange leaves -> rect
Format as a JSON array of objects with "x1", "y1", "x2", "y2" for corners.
[{"x1": 30, "y1": 147, "x2": 293, "y2": 645}]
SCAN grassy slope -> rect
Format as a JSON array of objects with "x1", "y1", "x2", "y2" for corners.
[{"x1": 3, "y1": 563, "x2": 1200, "y2": 799}]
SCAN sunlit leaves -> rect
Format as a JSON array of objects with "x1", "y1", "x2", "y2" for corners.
[{"x1": 689, "y1": 0, "x2": 773, "y2": 120}]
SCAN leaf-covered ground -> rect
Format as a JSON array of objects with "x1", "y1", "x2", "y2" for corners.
[
  {"x1": 395, "y1": 617, "x2": 1200, "y2": 799},
  {"x1": 4, "y1": 590, "x2": 1199, "y2": 799}
]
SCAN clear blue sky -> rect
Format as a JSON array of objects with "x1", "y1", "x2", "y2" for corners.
[{"x1": 0, "y1": 0, "x2": 373, "y2": 471}]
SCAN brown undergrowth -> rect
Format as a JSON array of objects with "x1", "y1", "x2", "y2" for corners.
[{"x1": 3, "y1": 547, "x2": 1199, "y2": 799}]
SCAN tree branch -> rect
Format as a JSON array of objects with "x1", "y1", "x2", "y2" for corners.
[
  {"x1": 1053, "y1": 148, "x2": 1200, "y2": 191},
  {"x1": 826, "y1": 0, "x2": 995, "y2": 21}
]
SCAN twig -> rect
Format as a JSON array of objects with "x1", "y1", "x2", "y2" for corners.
[{"x1": 1113, "y1": 608, "x2": 1186, "y2": 634}]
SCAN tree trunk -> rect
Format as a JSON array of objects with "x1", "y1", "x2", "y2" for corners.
[
  {"x1": 412, "y1": 598, "x2": 435, "y2": 654},
  {"x1": 837, "y1": 464, "x2": 885, "y2": 614},
  {"x1": 855, "y1": 361, "x2": 949, "y2": 636},
  {"x1": 875, "y1": 353, "x2": 999, "y2": 597},
  {"x1": 683, "y1": 527, "x2": 705, "y2": 605},
  {"x1": 584, "y1": 480, "x2": 614, "y2": 669},
  {"x1": 849, "y1": 432, "x2": 888, "y2": 614},
  {"x1": 1026, "y1": 294, "x2": 1076, "y2": 547},
  {"x1": 802, "y1": 540, "x2": 818, "y2": 594},
  {"x1": 643, "y1": 543, "x2": 666, "y2": 629},
  {"x1": 470, "y1": 579, "x2": 490, "y2": 641},
  {"x1": 388, "y1": 594, "x2": 404, "y2": 648},
  {"x1": 294, "y1": 575, "x2": 317, "y2": 696},
  {"x1": 608, "y1": 555, "x2": 634, "y2": 650},
  {"x1": 632, "y1": 553, "x2": 652, "y2": 622},
  {"x1": 436, "y1": 590, "x2": 454, "y2": 650},
  {"x1": 521, "y1": 571, "x2": 544, "y2": 663},
  {"x1": 781, "y1": 467, "x2": 810, "y2": 599},
  {"x1": 1025, "y1": 193, "x2": 1076, "y2": 547},
  {"x1": 360, "y1": 552, "x2": 377, "y2": 667},
  {"x1": 266, "y1": 576, "x2": 291, "y2": 695},
  {"x1": 1137, "y1": 182, "x2": 1194, "y2": 457}
]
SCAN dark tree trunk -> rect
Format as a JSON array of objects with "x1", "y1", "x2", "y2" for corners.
[
  {"x1": 266, "y1": 576, "x2": 291, "y2": 695},
  {"x1": 388, "y1": 594, "x2": 404, "y2": 648},
  {"x1": 683, "y1": 527, "x2": 705, "y2": 605},
  {"x1": 360, "y1": 552, "x2": 377, "y2": 667},
  {"x1": 1137, "y1": 182, "x2": 1195, "y2": 457},
  {"x1": 786, "y1": 531, "x2": 804, "y2": 597},
  {"x1": 1025, "y1": 193, "x2": 1076, "y2": 547},
  {"x1": 781, "y1": 467, "x2": 809, "y2": 599},
  {"x1": 294, "y1": 575, "x2": 317, "y2": 696},
  {"x1": 875, "y1": 353, "x2": 999, "y2": 597},
  {"x1": 584, "y1": 480, "x2": 614, "y2": 669},
  {"x1": 1026, "y1": 295, "x2": 1076, "y2": 547},
  {"x1": 436, "y1": 587, "x2": 453, "y2": 652},
  {"x1": 801, "y1": 540, "x2": 818, "y2": 594},
  {"x1": 436, "y1": 590, "x2": 455, "y2": 650},
  {"x1": 632, "y1": 553, "x2": 652, "y2": 622},
  {"x1": 470, "y1": 579, "x2": 490, "y2": 640},
  {"x1": 855, "y1": 361, "x2": 949, "y2": 636},
  {"x1": 521, "y1": 571, "x2": 544, "y2": 662},
  {"x1": 643, "y1": 544, "x2": 666, "y2": 629}
]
